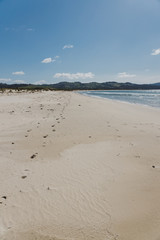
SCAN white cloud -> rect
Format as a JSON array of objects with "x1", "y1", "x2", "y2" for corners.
[
  {"x1": 151, "y1": 48, "x2": 160, "y2": 55},
  {"x1": 13, "y1": 80, "x2": 26, "y2": 84},
  {"x1": 117, "y1": 72, "x2": 136, "y2": 78},
  {"x1": 0, "y1": 78, "x2": 11, "y2": 83},
  {"x1": 41, "y1": 57, "x2": 55, "y2": 63},
  {"x1": 55, "y1": 55, "x2": 60, "y2": 59},
  {"x1": 12, "y1": 71, "x2": 25, "y2": 75},
  {"x1": 63, "y1": 44, "x2": 74, "y2": 49},
  {"x1": 54, "y1": 72, "x2": 95, "y2": 80},
  {"x1": 34, "y1": 80, "x2": 47, "y2": 85}
]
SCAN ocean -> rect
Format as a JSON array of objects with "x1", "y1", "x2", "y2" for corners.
[{"x1": 81, "y1": 90, "x2": 160, "y2": 109}]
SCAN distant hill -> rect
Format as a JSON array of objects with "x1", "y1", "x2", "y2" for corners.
[
  {"x1": 1, "y1": 81, "x2": 160, "y2": 91},
  {"x1": 152, "y1": 82, "x2": 160, "y2": 86}
]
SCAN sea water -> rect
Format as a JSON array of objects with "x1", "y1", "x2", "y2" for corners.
[{"x1": 81, "y1": 90, "x2": 160, "y2": 109}]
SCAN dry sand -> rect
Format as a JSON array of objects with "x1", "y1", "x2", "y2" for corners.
[{"x1": 0, "y1": 90, "x2": 160, "y2": 240}]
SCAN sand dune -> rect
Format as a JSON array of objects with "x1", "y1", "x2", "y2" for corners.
[{"x1": 0, "y1": 90, "x2": 160, "y2": 240}]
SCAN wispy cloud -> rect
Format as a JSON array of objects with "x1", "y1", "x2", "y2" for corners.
[
  {"x1": 5, "y1": 27, "x2": 19, "y2": 32},
  {"x1": 26, "y1": 28, "x2": 35, "y2": 32},
  {"x1": 5, "y1": 27, "x2": 10, "y2": 31},
  {"x1": 117, "y1": 72, "x2": 136, "y2": 78},
  {"x1": 41, "y1": 57, "x2": 56, "y2": 63},
  {"x1": 34, "y1": 80, "x2": 47, "y2": 85},
  {"x1": 0, "y1": 78, "x2": 11, "y2": 83},
  {"x1": 54, "y1": 72, "x2": 95, "y2": 80},
  {"x1": 0, "y1": 78, "x2": 26, "y2": 84},
  {"x1": 5, "y1": 26, "x2": 35, "y2": 32},
  {"x1": 13, "y1": 80, "x2": 26, "y2": 84},
  {"x1": 12, "y1": 71, "x2": 25, "y2": 75},
  {"x1": 151, "y1": 48, "x2": 160, "y2": 55},
  {"x1": 63, "y1": 44, "x2": 74, "y2": 49}
]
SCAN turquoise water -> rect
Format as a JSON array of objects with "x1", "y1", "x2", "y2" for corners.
[{"x1": 81, "y1": 90, "x2": 160, "y2": 109}]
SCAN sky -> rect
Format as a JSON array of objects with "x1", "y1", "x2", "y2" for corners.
[{"x1": 0, "y1": 0, "x2": 160, "y2": 84}]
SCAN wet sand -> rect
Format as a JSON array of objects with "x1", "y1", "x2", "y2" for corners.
[{"x1": 0, "y1": 90, "x2": 160, "y2": 240}]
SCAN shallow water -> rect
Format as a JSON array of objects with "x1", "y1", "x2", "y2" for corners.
[{"x1": 81, "y1": 90, "x2": 160, "y2": 108}]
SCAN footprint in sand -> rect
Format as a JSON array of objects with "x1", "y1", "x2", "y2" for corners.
[
  {"x1": 129, "y1": 142, "x2": 134, "y2": 146},
  {"x1": 43, "y1": 135, "x2": 48, "y2": 138},
  {"x1": 30, "y1": 153, "x2": 38, "y2": 159},
  {"x1": 1, "y1": 196, "x2": 7, "y2": 200},
  {"x1": 21, "y1": 176, "x2": 27, "y2": 179}
]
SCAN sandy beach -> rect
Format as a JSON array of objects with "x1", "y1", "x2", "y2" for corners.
[{"x1": 0, "y1": 90, "x2": 160, "y2": 240}]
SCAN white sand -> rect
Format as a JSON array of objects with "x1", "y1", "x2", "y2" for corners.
[{"x1": 0, "y1": 90, "x2": 160, "y2": 240}]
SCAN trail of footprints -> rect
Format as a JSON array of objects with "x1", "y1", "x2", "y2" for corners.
[
  {"x1": 23, "y1": 94, "x2": 70, "y2": 153},
  {"x1": 0, "y1": 93, "x2": 72, "y2": 209},
  {"x1": 10, "y1": 94, "x2": 69, "y2": 158}
]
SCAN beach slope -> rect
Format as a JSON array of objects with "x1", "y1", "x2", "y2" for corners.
[{"x1": 0, "y1": 91, "x2": 160, "y2": 240}]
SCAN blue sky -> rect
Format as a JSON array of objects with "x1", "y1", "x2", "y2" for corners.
[{"x1": 0, "y1": 0, "x2": 160, "y2": 84}]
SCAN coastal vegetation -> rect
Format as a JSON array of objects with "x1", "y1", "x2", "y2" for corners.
[{"x1": 0, "y1": 81, "x2": 160, "y2": 91}]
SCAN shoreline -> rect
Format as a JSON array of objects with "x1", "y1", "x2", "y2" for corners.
[{"x1": 0, "y1": 91, "x2": 160, "y2": 240}]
